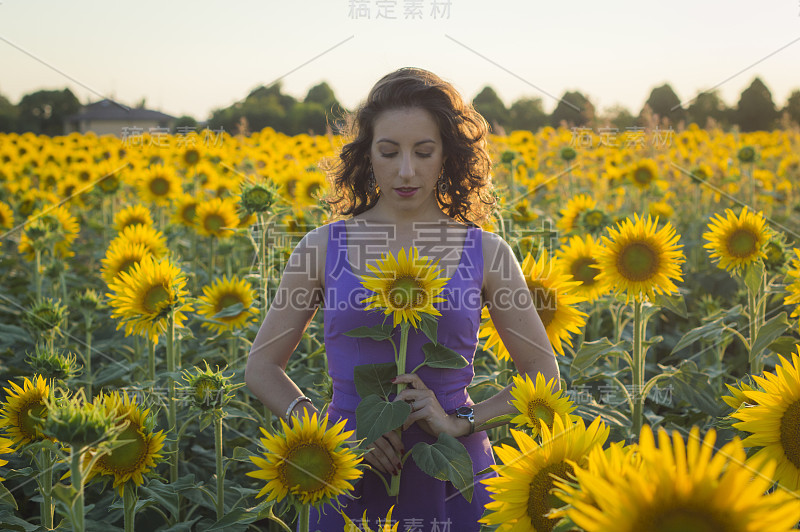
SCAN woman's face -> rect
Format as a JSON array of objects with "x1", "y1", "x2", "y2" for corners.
[{"x1": 369, "y1": 107, "x2": 447, "y2": 211}]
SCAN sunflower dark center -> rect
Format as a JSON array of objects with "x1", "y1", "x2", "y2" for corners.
[
  {"x1": 123, "y1": 217, "x2": 147, "y2": 229},
  {"x1": 634, "y1": 167, "x2": 654, "y2": 184},
  {"x1": 389, "y1": 277, "x2": 424, "y2": 309},
  {"x1": 527, "y1": 280, "x2": 557, "y2": 327},
  {"x1": 725, "y1": 229, "x2": 758, "y2": 258},
  {"x1": 570, "y1": 257, "x2": 598, "y2": 286},
  {"x1": 184, "y1": 149, "x2": 200, "y2": 166},
  {"x1": 617, "y1": 242, "x2": 659, "y2": 282},
  {"x1": 282, "y1": 442, "x2": 335, "y2": 493},
  {"x1": 204, "y1": 214, "x2": 224, "y2": 233},
  {"x1": 148, "y1": 176, "x2": 170, "y2": 196},
  {"x1": 143, "y1": 285, "x2": 170, "y2": 314},
  {"x1": 527, "y1": 461, "x2": 572, "y2": 532},
  {"x1": 641, "y1": 505, "x2": 736, "y2": 532},
  {"x1": 102, "y1": 423, "x2": 147, "y2": 473},
  {"x1": 584, "y1": 210, "x2": 605, "y2": 228},
  {"x1": 181, "y1": 204, "x2": 197, "y2": 223},
  {"x1": 780, "y1": 400, "x2": 800, "y2": 469},
  {"x1": 117, "y1": 258, "x2": 139, "y2": 276},
  {"x1": 527, "y1": 399, "x2": 555, "y2": 427}
]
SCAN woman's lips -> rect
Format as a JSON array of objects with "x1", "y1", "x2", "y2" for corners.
[{"x1": 394, "y1": 187, "x2": 418, "y2": 197}]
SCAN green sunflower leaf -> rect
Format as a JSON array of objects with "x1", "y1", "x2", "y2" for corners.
[
  {"x1": 344, "y1": 323, "x2": 395, "y2": 342},
  {"x1": 653, "y1": 292, "x2": 688, "y2": 319},
  {"x1": 355, "y1": 394, "x2": 410, "y2": 445},
  {"x1": 418, "y1": 312, "x2": 439, "y2": 345},
  {"x1": 411, "y1": 433, "x2": 474, "y2": 502},
  {"x1": 570, "y1": 338, "x2": 631, "y2": 378},
  {"x1": 421, "y1": 343, "x2": 469, "y2": 369},
  {"x1": 750, "y1": 311, "x2": 791, "y2": 363},
  {"x1": 743, "y1": 261, "x2": 765, "y2": 294},
  {"x1": 211, "y1": 303, "x2": 245, "y2": 319},
  {"x1": 353, "y1": 362, "x2": 397, "y2": 399}
]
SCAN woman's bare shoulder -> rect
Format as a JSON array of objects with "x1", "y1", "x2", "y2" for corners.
[{"x1": 295, "y1": 222, "x2": 334, "y2": 289}]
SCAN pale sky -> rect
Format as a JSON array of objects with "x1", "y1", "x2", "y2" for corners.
[{"x1": 1, "y1": 0, "x2": 799, "y2": 121}]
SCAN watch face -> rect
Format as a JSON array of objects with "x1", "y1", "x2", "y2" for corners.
[{"x1": 457, "y1": 406, "x2": 473, "y2": 416}]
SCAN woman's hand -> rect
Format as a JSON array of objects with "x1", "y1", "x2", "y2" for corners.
[
  {"x1": 361, "y1": 431, "x2": 404, "y2": 476},
  {"x1": 392, "y1": 373, "x2": 463, "y2": 438}
]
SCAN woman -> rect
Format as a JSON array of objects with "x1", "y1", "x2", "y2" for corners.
[{"x1": 245, "y1": 67, "x2": 559, "y2": 531}]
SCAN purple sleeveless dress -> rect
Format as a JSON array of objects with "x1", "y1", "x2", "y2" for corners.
[{"x1": 305, "y1": 219, "x2": 498, "y2": 532}]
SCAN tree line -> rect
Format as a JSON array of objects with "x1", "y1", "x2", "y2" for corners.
[{"x1": 1, "y1": 76, "x2": 798, "y2": 137}]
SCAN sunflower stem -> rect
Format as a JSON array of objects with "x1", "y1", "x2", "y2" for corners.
[
  {"x1": 35, "y1": 248, "x2": 42, "y2": 301},
  {"x1": 631, "y1": 297, "x2": 645, "y2": 438},
  {"x1": 39, "y1": 448, "x2": 54, "y2": 530},
  {"x1": 166, "y1": 311, "x2": 178, "y2": 485},
  {"x1": 70, "y1": 446, "x2": 85, "y2": 532},
  {"x1": 148, "y1": 339, "x2": 156, "y2": 385},
  {"x1": 214, "y1": 414, "x2": 225, "y2": 520},
  {"x1": 85, "y1": 322, "x2": 93, "y2": 398},
  {"x1": 258, "y1": 212, "x2": 268, "y2": 323},
  {"x1": 298, "y1": 503, "x2": 310, "y2": 532},
  {"x1": 388, "y1": 321, "x2": 411, "y2": 497},
  {"x1": 123, "y1": 484, "x2": 137, "y2": 532},
  {"x1": 747, "y1": 280, "x2": 763, "y2": 375}
]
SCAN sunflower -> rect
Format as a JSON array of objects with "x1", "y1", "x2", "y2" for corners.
[
  {"x1": 783, "y1": 248, "x2": 800, "y2": 319},
  {"x1": 171, "y1": 194, "x2": 199, "y2": 228},
  {"x1": 106, "y1": 254, "x2": 193, "y2": 343},
  {"x1": 247, "y1": 410, "x2": 363, "y2": 507},
  {"x1": 627, "y1": 159, "x2": 659, "y2": 189},
  {"x1": 0, "y1": 436, "x2": 13, "y2": 480},
  {"x1": 557, "y1": 194, "x2": 596, "y2": 234},
  {"x1": 479, "y1": 249, "x2": 587, "y2": 358},
  {"x1": 86, "y1": 391, "x2": 165, "y2": 494},
  {"x1": 554, "y1": 425, "x2": 800, "y2": 532},
  {"x1": 555, "y1": 234, "x2": 610, "y2": 303},
  {"x1": 0, "y1": 375, "x2": 52, "y2": 448},
  {"x1": 109, "y1": 224, "x2": 167, "y2": 258},
  {"x1": 703, "y1": 208, "x2": 769, "y2": 274},
  {"x1": 359, "y1": 246, "x2": 450, "y2": 329},
  {"x1": 138, "y1": 164, "x2": 181, "y2": 205},
  {"x1": 732, "y1": 346, "x2": 800, "y2": 492},
  {"x1": 196, "y1": 275, "x2": 257, "y2": 334},
  {"x1": 195, "y1": 197, "x2": 240, "y2": 239},
  {"x1": 343, "y1": 505, "x2": 398, "y2": 532},
  {"x1": 509, "y1": 372, "x2": 579, "y2": 436},
  {"x1": 550, "y1": 440, "x2": 641, "y2": 519},
  {"x1": 0, "y1": 201, "x2": 13, "y2": 229},
  {"x1": 114, "y1": 204, "x2": 153, "y2": 233},
  {"x1": 17, "y1": 204, "x2": 80, "y2": 261},
  {"x1": 596, "y1": 214, "x2": 685, "y2": 303},
  {"x1": 101, "y1": 240, "x2": 152, "y2": 284},
  {"x1": 479, "y1": 415, "x2": 609, "y2": 532}
]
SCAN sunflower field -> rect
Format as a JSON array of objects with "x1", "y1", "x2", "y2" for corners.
[{"x1": 0, "y1": 122, "x2": 799, "y2": 531}]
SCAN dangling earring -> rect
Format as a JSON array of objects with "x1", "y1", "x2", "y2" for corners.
[{"x1": 437, "y1": 170, "x2": 449, "y2": 194}]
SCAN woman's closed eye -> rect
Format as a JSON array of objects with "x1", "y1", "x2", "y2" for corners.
[{"x1": 381, "y1": 153, "x2": 433, "y2": 158}]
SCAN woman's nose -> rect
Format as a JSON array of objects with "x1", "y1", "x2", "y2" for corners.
[{"x1": 398, "y1": 153, "x2": 415, "y2": 178}]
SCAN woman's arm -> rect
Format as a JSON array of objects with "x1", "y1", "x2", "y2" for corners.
[
  {"x1": 245, "y1": 226, "x2": 327, "y2": 425},
  {"x1": 450, "y1": 231, "x2": 561, "y2": 437}
]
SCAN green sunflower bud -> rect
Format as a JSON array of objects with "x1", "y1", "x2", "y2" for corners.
[
  {"x1": 737, "y1": 146, "x2": 756, "y2": 163},
  {"x1": 239, "y1": 182, "x2": 277, "y2": 215},
  {"x1": 560, "y1": 147, "x2": 577, "y2": 162},
  {"x1": 22, "y1": 298, "x2": 68, "y2": 340},
  {"x1": 26, "y1": 346, "x2": 80, "y2": 383},
  {"x1": 43, "y1": 392, "x2": 122, "y2": 449},
  {"x1": 179, "y1": 361, "x2": 241, "y2": 411}
]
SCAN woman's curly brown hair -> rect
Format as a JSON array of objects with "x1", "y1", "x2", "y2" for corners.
[{"x1": 319, "y1": 67, "x2": 497, "y2": 226}]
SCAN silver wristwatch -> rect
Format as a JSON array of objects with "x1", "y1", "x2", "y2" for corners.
[{"x1": 455, "y1": 405, "x2": 475, "y2": 435}]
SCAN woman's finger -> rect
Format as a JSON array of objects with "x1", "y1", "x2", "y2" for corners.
[{"x1": 394, "y1": 373, "x2": 428, "y2": 390}]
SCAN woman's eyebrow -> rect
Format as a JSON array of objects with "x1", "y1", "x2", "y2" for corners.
[{"x1": 376, "y1": 139, "x2": 437, "y2": 145}]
